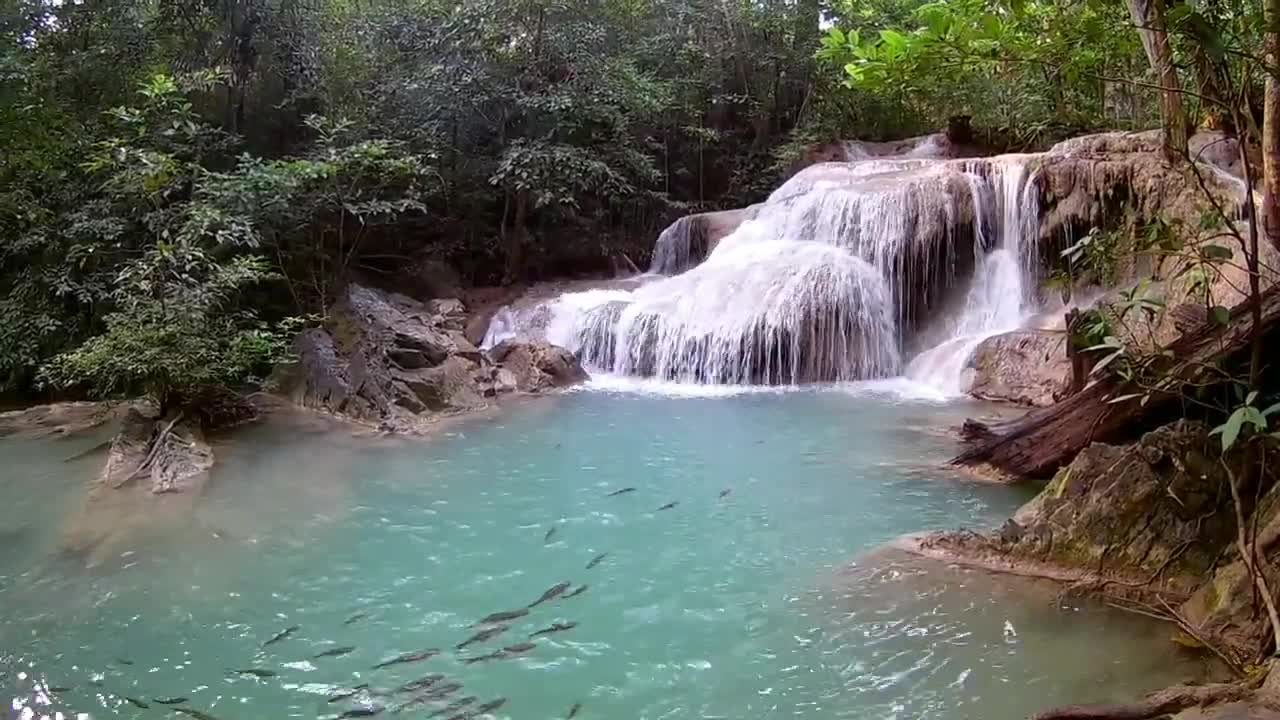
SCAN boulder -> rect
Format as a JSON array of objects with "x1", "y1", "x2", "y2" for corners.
[
  {"x1": 489, "y1": 340, "x2": 589, "y2": 392},
  {"x1": 966, "y1": 330, "x2": 1070, "y2": 407},
  {"x1": 278, "y1": 283, "x2": 585, "y2": 431},
  {"x1": 393, "y1": 356, "x2": 485, "y2": 413},
  {"x1": 920, "y1": 422, "x2": 1273, "y2": 591}
]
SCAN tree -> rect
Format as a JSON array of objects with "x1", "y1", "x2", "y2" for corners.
[
  {"x1": 1127, "y1": 0, "x2": 1188, "y2": 160},
  {"x1": 1264, "y1": 0, "x2": 1280, "y2": 252}
]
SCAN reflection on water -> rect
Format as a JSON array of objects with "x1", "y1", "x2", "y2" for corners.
[{"x1": 2, "y1": 391, "x2": 1207, "y2": 720}]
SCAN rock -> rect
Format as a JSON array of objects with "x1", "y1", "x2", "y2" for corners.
[
  {"x1": 966, "y1": 330, "x2": 1070, "y2": 407},
  {"x1": 0, "y1": 401, "x2": 127, "y2": 438},
  {"x1": 393, "y1": 356, "x2": 485, "y2": 412},
  {"x1": 278, "y1": 283, "x2": 584, "y2": 431},
  {"x1": 449, "y1": 331, "x2": 485, "y2": 364},
  {"x1": 1181, "y1": 474, "x2": 1280, "y2": 661},
  {"x1": 919, "y1": 421, "x2": 1278, "y2": 597},
  {"x1": 429, "y1": 298, "x2": 468, "y2": 330},
  {"x1": 489, "y1": 340, "x2": 589, "y2": 392},
  {"x1": 649, "y1": 209, "x2": 749, "y2": 274}
]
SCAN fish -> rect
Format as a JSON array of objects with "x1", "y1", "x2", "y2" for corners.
[
  {"x1": 314, "y1": 645, "x2": 357, "y2": 659},
  {"x1": 427, "y1": 696, "x2": 477, "y2": 717},
  {"x1": 474, "y1": 609, "x2": 528, "y2": 626},
  {"x1": 372, "y1": 648, "x2": 440, "y2": 669},
  {"x1": 47, "y1": 686, "x2": 72, "y2": 693},
  {"x1": 460, "y1": 650, "x2": 504, "y2": 665},
  {"x1": 567, "y1": 702, "x2": 583, "y2": 719},
  {"x1": 114, "y1": 657, "x2": 134, "y2": 666},
  {"x1": 526, "y1": 581, "x2": 571, "y2": 608},
  {"x1": 585, "y1": 553, "x2": 608, "y2": 569},
  {"x1": 501, "y1": 642, "x2": 535, "y2": 655},
  {"x1": 172, "y1": 708, "x2": 221, "y2": 720},
  {"x1": 344, "y1": 612, "x2": 369, "y2": 625},
  {"x1": 455, "y1": 624, "x2": 509, "y2": 650},
  {"x1": 338, "y1": 708, "x2": 384, "y2": 719},
  {"x1": 719, "y1": 488, "x2": 732, "y2": 498},
  {"x1": 563, "y1": 584, "x2": 588, "y2": 599},
  {"x1": 122, "y1": 695, "x2": 150, "y2": 709},
  {"x1": 530, "y1": 621, "x2": 577, "y2": 638},
  {"x1": 154, "y1": 697, "x2": 189, "y2": 705},
  {"x1": 605, "y1": 487, "x2": 635, "y2": 497},
  {"x1": 544, "y1": 526, "x2": 557, "y2": 544},
  {"x1": 474, "y1": 698, "x2": 507, "y2": 715},
  {"x1": 327, "y1": 684, "x2": 370, "y2": 703},
  {"x1": 263, "y1": 624, "x2": 300, "y2": 647},
  {"x1": 655, "y1": 501, "x2": 678, "y2": 511},
  {"x1": 396, "y1": 674, "x2": 444, "y2": 694},
  {"x1": 423, "y1": 682, "x2": 462, "y2": 698},
  {"x1": 232, "y1": 668, "x2": 278, "y2": 678}
]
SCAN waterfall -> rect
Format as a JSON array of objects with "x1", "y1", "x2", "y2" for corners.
[
  {"x1": 904, "y1": 158, "x2": 1041, "y2": 393},
  {"x1": 649, "y1": 216, "x2": 698, "y2": 275},
  {"x1": 488, "y1": 150, "x2": 1045, "y2": 391}
]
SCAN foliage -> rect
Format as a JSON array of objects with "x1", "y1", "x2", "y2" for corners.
[
  {"x1": 820, "y1": 0, "x2": 1150, "y2": 142},
  {"x1": 2, "y1": 64, "x2": 427, "y2": 408}
]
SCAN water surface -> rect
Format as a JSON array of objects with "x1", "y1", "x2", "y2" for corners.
[{"x1": 2, "y1": 386, "x2": 1207, "y2": 720}]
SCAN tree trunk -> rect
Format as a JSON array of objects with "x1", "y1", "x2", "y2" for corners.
[
  {"x1": 1264, "y1": 0, "x2": 1280, "y2": 252},
  {"x1": 504, "y1": 189, "x2": 530, "y2": 285},
  {"x1": 953, "y1": 286, "x2": 1280, "y2": 477},
  {"x1": 1127, "y1": 0, "x2": 1188, "y2": 161}
]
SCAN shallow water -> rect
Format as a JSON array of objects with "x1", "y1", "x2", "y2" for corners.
[{"x1": 2, "y1": 386, "x2": 1207, "y2": 720}]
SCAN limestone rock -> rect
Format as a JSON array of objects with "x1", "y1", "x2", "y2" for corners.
[
  {"x1": 278, "y1": 283, "x2": 585, "y2": 431},
  {"x1": 429, "y1": 298, "x2": 468, "y2": 331},
  {"x1": 489, "y1": 339, "x2": 589, "y2": 392},
  {"x1": 966, "y1": 330, "x2": 1070, "y2": 407},
  {"x1": 922, "y1": 421, "x2": 1275, "y2": 597},
  {"x1": 393, "y1": 356, "x2": 485, "y2": 413}
]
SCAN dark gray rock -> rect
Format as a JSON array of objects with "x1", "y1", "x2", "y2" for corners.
[
  {"x1": 278, "y1": 284, "x2": 585, "y2": 431},
  {"x1": 393, "y1": 356, "x2": 485, "y2": 412}
]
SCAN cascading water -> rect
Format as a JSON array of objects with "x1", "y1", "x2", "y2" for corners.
[
  {"x1": 487, "y1": 143, "x2": 1045, "y2": 392},
  {"x1": 903, "y1": 159, "x2": 1042, "y2": 393}
]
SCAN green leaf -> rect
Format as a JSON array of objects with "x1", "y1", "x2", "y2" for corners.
[
  {"x1": 1200, "y1": 244, "x2": 1233, "y2": 261},
  {"x1": 1243, "y1": 406, "x2": 1268, "y2": 431},
  {"x1": 1211, "y1": 407, "x2": 1246, "y2": 451},
  {"x1": 1210, "y1": 306, "x2": 1231, "y2": 326},
  {"x1": 1263, "y1": 402, "x2": 1280, "y2": 417},
  {"x1": 879, "y1": 29, "x2": 909, "y2": 52}
]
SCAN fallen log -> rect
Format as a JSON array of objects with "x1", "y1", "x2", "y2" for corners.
[{"x1": 952, "y1": 286, "x2": 1280, "y2": 478}]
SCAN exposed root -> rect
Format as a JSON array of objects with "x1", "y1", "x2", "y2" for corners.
[
  {"x1": 1032, "y1": 682, "x2": 1254, "y2": 720},
  {"x1": 126, "y1": 413, "x2": 183, "y2": 484}
]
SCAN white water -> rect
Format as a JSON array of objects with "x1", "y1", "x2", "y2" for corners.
[
  {"x1": 487, "y1": 142, "x2": 1045, "y2": 394},
  {"x1": 904, "y1": 159, "x2": 1041, "y2": 394}
]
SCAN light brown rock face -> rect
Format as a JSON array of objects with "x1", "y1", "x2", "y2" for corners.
[
  {"x1": 914, "y1": 420, "x2": 1280, "y2": 667},
  {"x1": 966, "y1": 330, "x2": 1070, "y2": 407},
  {"x1": 489, "y1": 340, "x2": 590, "y2": 392},
  {"x1": 278, "y1": 284, "x2": 586, "y2": 431}
]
